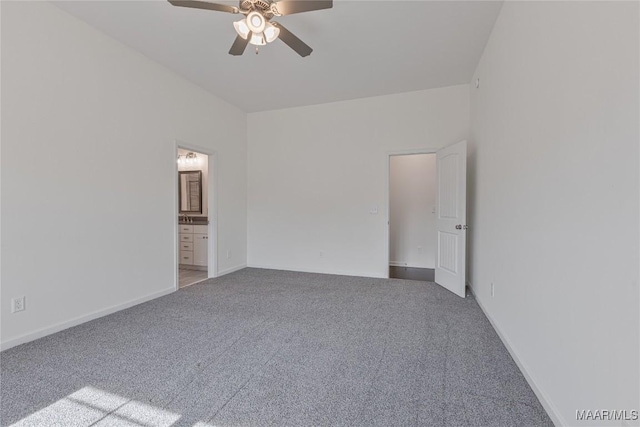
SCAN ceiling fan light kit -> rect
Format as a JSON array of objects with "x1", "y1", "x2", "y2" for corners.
[
  {"x1": 247, "y1": 11, "x2": 265, "y2": 33},
  {"x1": 234, "y1": 12, "x2": 279, "y2": 46},
  {"x1": 262, "y1": 23, "x2": 280, "y2": 43},
  {"x1": 232, "y1": 19, "x2": 250, "y2": 38},
  {"x1": 168, "y1": 0, "x2": 332, "y2": 57},
  {"x1": 250, "y1": 32, "x2": 266, "y2": 46}
]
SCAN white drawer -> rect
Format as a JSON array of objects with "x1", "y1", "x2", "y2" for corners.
[
  {"x1": 180, "y1": 242, "x2": 193, "y2": 251},
  {"x1": 180, "y1": 233, "x2": 193, "y2": 242},
  {"x1": 193, "y1": 225, "x2": 208, "y2": 235},
  {"x1": 179, "y1": 250, "x2": 193, "y2": 265},
  {"x1": 179, "y1": 225, "x2": 193, "y2": 233}
]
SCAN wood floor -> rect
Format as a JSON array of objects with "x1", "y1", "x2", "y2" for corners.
[
  {"x1": 389, "y1": 266, "x2": 435, "y2": 281},
  {"x1": 179, "y1": 267, "x2": 208, "y2": 288}
]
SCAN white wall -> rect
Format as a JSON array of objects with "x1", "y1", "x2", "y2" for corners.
[
  {"x1": 247, "y1": 85, "x2": 469, "y2": 278},
  {"x1": 1, "y1": 2, "x2": 247, "y2": 349},
  {"x1": 468, "y1": 2, "x2": 639, "y2": 425},
  {"x1": 389, "y1": 154, "x2": 436, "y2": 269},
  {"x1": 177, "y1": 148, "x2": 208, "y2": 217}
]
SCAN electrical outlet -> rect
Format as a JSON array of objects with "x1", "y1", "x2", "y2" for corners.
[
  {"x1": 491, "y1": 283, "x2": 495, "y2": 297},
  {"x1": 12, "y1": 296, "x2": 25, "y2": 313},
  {"x1": 319, "y1": 250, "x2": 324, "y2": 258},
  {"x1": 226, "y1": 250, "x2": 231, "y2": 259},
  {"x1": 418, "y1": 246, "x2": 422, "y2": 252}
]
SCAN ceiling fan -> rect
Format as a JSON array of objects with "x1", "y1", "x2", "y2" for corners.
[{"x1": 168, "y1": 0, "x2": 332, "y2": 57}]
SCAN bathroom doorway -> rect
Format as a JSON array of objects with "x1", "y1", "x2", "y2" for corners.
[
  {"x1": 176, "y1": 145, "x2": 217, "y2": 288},
  {"x1": 388, "y1": 153, "x2": 437, "y2": 281}
]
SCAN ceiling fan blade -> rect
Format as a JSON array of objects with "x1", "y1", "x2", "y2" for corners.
[
  {"x1": 229, "y1": 34, "x2": 251, "y2": 56},
  {"x1": 168, "y1": 0, "x2": 238, "y2": 14},
  {"x1": 273, "y1": 23, "x2": 312, "y2": 57},
  {"x1": 271, "y1": 0, "x2": 332, "y2": 16}
]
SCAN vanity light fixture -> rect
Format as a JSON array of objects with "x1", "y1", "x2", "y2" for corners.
[{"x1": 177, "y1": 152, "x2": 199, "y2": 166}]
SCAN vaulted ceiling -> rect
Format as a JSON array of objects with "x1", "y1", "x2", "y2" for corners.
[{"x1": 54, "y1": 1, "x2": 503, "y2": 112}]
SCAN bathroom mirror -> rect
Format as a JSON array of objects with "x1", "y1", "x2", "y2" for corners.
[{"x1": 179, "y1": 171, "x2": 202, "y2": 213}]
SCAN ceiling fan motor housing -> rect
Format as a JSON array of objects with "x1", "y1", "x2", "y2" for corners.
[{"x1": 241, "y1": 0, "x2": 275, "y2": 17}]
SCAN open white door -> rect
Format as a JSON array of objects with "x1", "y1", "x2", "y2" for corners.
[{"x1": 435, "y1": 140, "x2": 467, "y2": 298}]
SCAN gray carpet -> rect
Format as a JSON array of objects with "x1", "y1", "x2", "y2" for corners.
[{"x1": 0, "y1": 268, "x2": 552, "y2": 426}]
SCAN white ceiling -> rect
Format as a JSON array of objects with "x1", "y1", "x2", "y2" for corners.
[{"x1": 54, "y1": 1, "x2": 503, "y2": 112}]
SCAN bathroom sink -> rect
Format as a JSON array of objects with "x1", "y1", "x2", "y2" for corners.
[{"x1": 179, "y1": 217, "x2": 208, "y2": 225}]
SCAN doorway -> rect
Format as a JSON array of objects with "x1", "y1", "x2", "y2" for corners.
[
  {"x1": 388, "y1": 153, "x2": 437, "y2": 281},
  {"x1": 175, "y1": 144, "x2": 217, "y2": 288},
  {"x1": 385, "y1": 141, "x2": 468, "y2": 297}
]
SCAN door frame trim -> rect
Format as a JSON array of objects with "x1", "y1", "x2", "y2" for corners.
[
  {"x1": 174, "y1": 140, "x2": 219, "y2": 290},
  {"x1": 384, "y1": 148, "x2": 438, "y2": 279}
]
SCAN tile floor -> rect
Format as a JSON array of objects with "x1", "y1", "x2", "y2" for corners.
[{"x1": 178, "y1": 267, "x2": 208, "y2": 288}]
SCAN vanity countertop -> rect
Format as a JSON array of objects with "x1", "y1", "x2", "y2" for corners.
[{"x1": 179, "y1": 217, "x2": 209, "y2": 225}]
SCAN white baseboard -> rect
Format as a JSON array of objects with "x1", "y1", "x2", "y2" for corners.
[
  {"x1": 246, "y1": 263, "x2": 386, "y2": 279},
  {"x1": 389, "y1": 261, "x2": 408, "y2": 267},
  {"x1": 0, "y1": 287, "x2": 175, "y2": 352},
  {"x1": 217, "y1": 264, "x2": 246, "y2": 277},
  {"x1": 389, "y1": 261, "x2": 435, "y2": 269},
  {"x1": 469, "y1": 286, "x2": 566, "y2": 427}
]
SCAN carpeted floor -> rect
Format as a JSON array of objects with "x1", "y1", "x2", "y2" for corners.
[{"x1": 0, "y1": 268, "x2": 552, "y2": 426}]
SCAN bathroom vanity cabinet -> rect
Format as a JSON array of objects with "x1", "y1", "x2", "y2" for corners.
[{"x1": 179, "y1": 224, "x2": 208, "y2": 269}]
